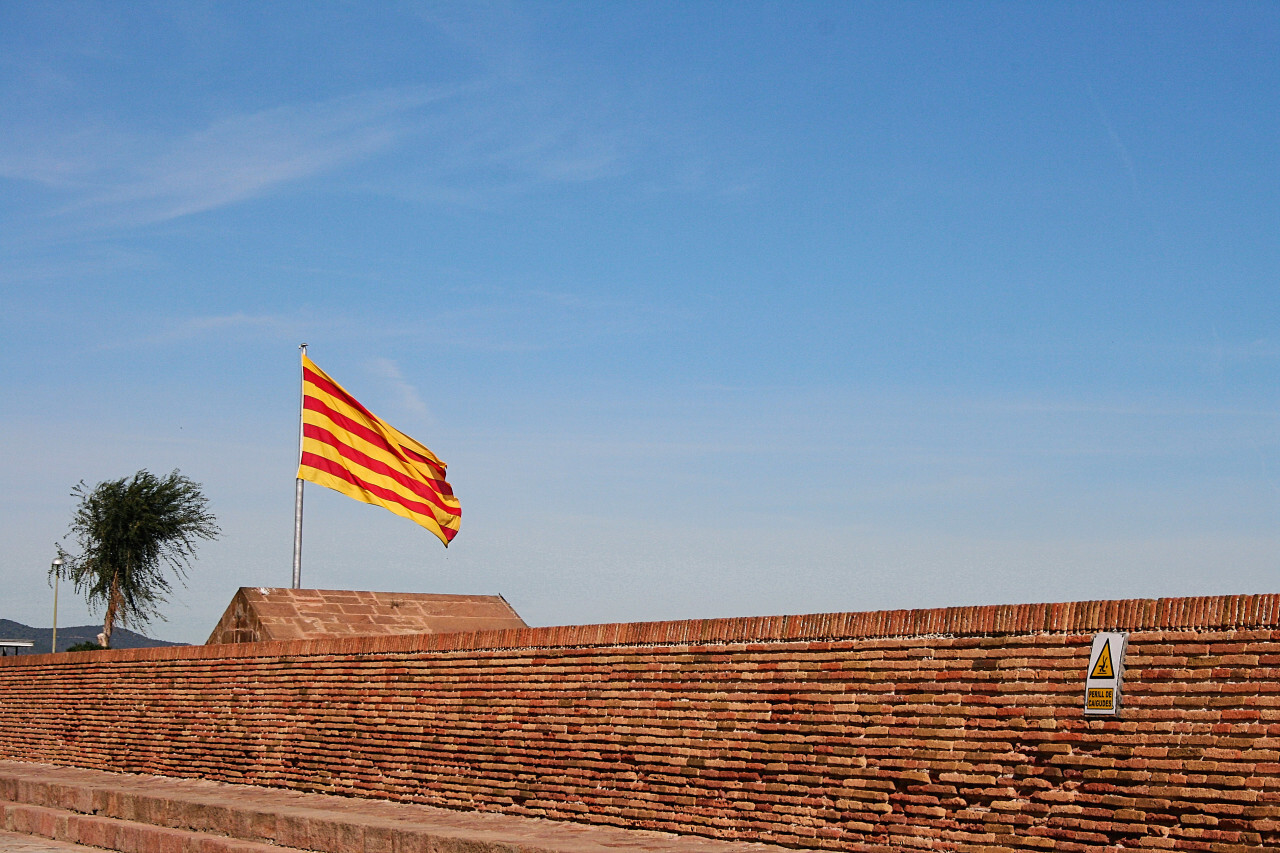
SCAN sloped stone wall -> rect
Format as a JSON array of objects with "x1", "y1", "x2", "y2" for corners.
[{"x1": 2, "y1": 595, "x2": 1278, "y2": 851}]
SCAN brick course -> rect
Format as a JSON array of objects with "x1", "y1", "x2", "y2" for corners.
[{"x1": 3, "y1": 593, "x2": 1279, "y2": 851}]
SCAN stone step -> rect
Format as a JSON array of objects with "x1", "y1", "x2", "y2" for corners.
[
  {"x1": 1, "y1": 801, "x2": 312, "y2": 853},
  {"x1": 0, "y1": 763, "x2": 809, "y2": 853},
  {"x1": 0, "y1": 827, "x2": 132, "y2": 853}
]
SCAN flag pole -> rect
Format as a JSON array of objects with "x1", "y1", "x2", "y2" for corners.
[{"x1": 292, "y1": 343, "x2": 308, "y2": 589}]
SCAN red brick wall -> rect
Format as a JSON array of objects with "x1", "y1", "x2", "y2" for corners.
[{"x1": 3, "y1": 594, "x2": 1279, "y2": 851}]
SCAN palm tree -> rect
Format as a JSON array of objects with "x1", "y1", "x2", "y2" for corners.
[{"x1": 54, "y1": 469, "x2": 219, "y2": 648}]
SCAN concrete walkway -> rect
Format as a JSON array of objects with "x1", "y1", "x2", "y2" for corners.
[{"x1": 0, "y1": 762, "x2": 813, "y2": 853}]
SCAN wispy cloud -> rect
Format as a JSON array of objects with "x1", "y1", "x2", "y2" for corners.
[
  {"x1": 366, "y1": 357, "x2": 434, "y2": 424},
  {"x1": 370, "y1": 85, "x2": 632, "y2": 208},
  {"x1": 2, "y1": 86, "x2": 453, "y2": 228},
  {"x1": 0, "y1": 6, "x2": 702, "y2": 232},
  {"x1": 1203, "y1": 330, "x2": 1280, "y2": 375},
  {"x1": 0, "y1": 242, "x2": 160, "y2": 287},
  {"x1": 3, "y1": 73, "x2": 634, "y2": 228},
  {"x1": 1086, "y1": 81, "x2": 1140, "y2": 196},
  {"x1": 101, "y1": 312, "x2": 309, "y2": 350},
  {"x1": 94, "y1": 304, "x2": 612, "y2": 359}
]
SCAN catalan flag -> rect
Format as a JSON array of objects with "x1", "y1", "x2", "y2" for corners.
[{"x1": 297, "y1": 355, "x2": 460, "y2": 546}]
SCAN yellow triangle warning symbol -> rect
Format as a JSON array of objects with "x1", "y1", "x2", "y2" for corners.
[{"x1": 1090, "y1": 640, "x2": 1115, "y2": 679}]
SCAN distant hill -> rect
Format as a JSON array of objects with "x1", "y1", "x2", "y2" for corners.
[{"x1": 0, "y1": 619, "x2": 187, "y2": 654}]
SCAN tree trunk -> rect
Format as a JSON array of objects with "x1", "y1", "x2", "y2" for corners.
[{"x1": 101, "y1": 571, "x2": 122, "y2": 649}]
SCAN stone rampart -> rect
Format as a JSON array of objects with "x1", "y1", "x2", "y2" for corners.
[{"x1": 2, "y1": 594, "x2": 1279, "y2": 851}]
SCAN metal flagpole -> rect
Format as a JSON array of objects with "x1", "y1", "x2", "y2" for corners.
[
  {"x1": 292, "y1": 343, "x2": 308, "y2": 589},
  {"x1": 51, "y1": 556, "x2": 62, "y2": 653}
]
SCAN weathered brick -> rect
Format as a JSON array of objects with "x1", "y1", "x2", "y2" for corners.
[{"x1": 3, "y1": 593, "x2": 1280, "y2": 851}]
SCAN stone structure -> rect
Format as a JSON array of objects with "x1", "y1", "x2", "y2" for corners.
[
  {"x1": 2, "y1": 593, "x2": 1279, "y2": 851},
  {"x1": 205, "y1": 587, "x2": 526, "y2": 644}
]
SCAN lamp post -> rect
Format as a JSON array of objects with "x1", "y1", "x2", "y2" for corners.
[{"x1": 51, "y1": 556, "x2": 62, "y2": 654}]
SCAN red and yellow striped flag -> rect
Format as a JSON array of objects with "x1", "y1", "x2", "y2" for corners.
[{"x1": 297, "y1": 355, "x2": 460, "y2": 546}]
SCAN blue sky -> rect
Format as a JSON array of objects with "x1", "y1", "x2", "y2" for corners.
[{"x1": 2, "y1": 2, "x2": 1277, "y2": 644}]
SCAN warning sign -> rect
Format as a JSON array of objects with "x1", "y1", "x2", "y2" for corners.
[
  {"x1": 1090, "y1": 640, "x2": 1115, "y2": 679},
  {"x1": 1086, "y1": 687, "x2": 1114, "y2": 710},
  {"x1": 1083, "y1": 632, "x2": 1126, "y2": 717}
]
